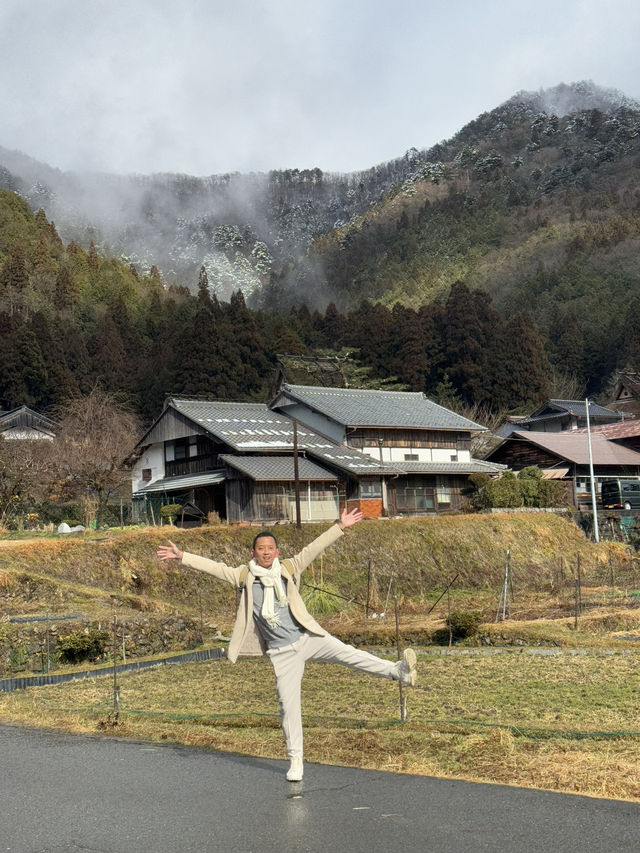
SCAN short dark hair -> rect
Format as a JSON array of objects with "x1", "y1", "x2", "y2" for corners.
[{"x1": 252, "y1": 531, "x2": 279, "y2": 549}]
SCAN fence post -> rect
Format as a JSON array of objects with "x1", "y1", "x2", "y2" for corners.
[
  {"x1": 112, "y1": 614, "x2": 120, "y2": 717},
  {"x1": 394, "y1": 589, "x2": 407, "y2": 722}
]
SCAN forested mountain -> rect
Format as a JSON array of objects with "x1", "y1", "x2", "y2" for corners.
[{"x1": 1, "y1": 81, "x2": 640, "y2": 415}]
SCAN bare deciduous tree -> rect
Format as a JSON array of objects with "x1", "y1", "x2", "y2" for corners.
[
  {"x1": 0, "y1": 435, "x2": 53, "y2": 528},
  {"x1": 53, "y1": 388, "x2": 140, "y2": 528}
]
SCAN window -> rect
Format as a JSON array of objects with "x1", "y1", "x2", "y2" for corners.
[
  {"x1": 395, "y1": 487, "x2": 435, "y2": 512},
  {"x1": 359, "y1": 479, "x2": 382, "y2": 499},
  {"x1": 436, "y1": 476, "x2": 452, "y2": 508},
  {"x1": 166, "y1": 436, "x2": 199, "y2": 462},
  {"x1": 141, "y1": 468, "x2": 152, "y2": 482},
  {"x1": 404, "y1": 453, "x2": 419, "y2": 461}
]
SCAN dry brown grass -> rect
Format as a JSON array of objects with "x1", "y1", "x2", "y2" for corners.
[{"x1": 1, "y1": 648, "x2": 639, "y2": 802}]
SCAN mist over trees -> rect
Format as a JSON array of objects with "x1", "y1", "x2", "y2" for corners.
[{"x1": 1, "y1": 82, "x2": 640, "y2": 422}]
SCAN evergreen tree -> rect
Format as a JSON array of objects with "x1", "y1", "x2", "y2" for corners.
[
  {"x1": 0, "y1": 242, "x2": 29, "y2": 315},
  {"x1": 226, "y1": 290, "x2": 270, "y2": 397},
  {"x1": 29, "y1": 312, "x2": 78, "y2": 407},
  {"x1": 441, "y1": 282, "x2": 494, "y2": 405},
  {"x1": 173, "y1": 283, "x2": 238, "y2": 399},
  {"x1": 0, "y1": 312, "x2": 47, "y2": 408},
  {"x1": 391, "y1": 304, "x2": 427, "y2": 390},
  {"x1": 86, "y1": 314, "x2": 128, "y2": 393},
  {"x1": 490, "y1": 313, "x2": 551, "y2": 410}
]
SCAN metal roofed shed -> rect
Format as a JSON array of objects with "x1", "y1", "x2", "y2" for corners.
[
  {"x1": 133, "y1": 470, "x2": 226, "y2": 494},
  {"x1": 508, "y1": 431, "x2": 640, "y2": 466}
]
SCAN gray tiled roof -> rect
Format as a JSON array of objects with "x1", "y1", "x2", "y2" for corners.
[
  {"x1": 398, "y1": 460, "x2": 507, "y2": 474},
  {"x1": 168, "y1": 398, "x2": 402, "y2": 475},
  {"x1": 524, "y1": 400, "x2": 622, "y2": 421},
  {"x1": 220, "y1": 455, "x2": 338, "y2": 481},
  {"x1": 170, "y1": 399, "x2": 294, "y2": 450},
  {"x1": 273, "y1": 385, "x2": 486, "y2": 430}
]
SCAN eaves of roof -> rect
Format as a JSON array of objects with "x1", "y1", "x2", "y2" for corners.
[
  {"x1": 508, "y1": 431, "x2": 640, "y2": 466},
  {"x1": 220, "y1": 454, "x2": 338, "y2": 482},
  {"x1": 133, "y1": 470, "x2": 226, "y2": 495}
]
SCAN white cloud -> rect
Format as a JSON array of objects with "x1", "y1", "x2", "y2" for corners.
[{"x1": 0, "y1": 0, "x2": 638, "y2": 175}]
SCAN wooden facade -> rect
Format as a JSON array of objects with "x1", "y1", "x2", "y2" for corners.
[
  {"x1": 387, "y1": 474, "x2": 468, "y2": 515},
  {"x1": 348, "y1": 428, "x2": 471, "y2": 452},
  {"x1": 224, "y1": 476, "x2": 339, "y2": 524}
]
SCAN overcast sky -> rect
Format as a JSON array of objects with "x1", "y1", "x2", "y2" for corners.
[{"x1": 1, "y1": 0, "x2": 639, "y2": 177}]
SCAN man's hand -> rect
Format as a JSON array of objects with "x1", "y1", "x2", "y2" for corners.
[
  {"x1": 338, "y1": 507, "x2": 364, "y2": 529},
  {"x1": 157, "y1": 540, "x2": 183, "y2": 561}
]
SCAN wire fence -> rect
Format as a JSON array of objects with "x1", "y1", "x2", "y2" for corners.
[
  {"x1": 0, "y1": 646, "x2": 224, "y2": 693},
  {"x1": 3, "y1": 643, "x2": 639, "y2": 743}
]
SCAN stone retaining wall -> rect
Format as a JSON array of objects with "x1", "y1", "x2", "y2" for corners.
[{"x1": 0, "y1": 614, "x2": 218, "y2": 677}]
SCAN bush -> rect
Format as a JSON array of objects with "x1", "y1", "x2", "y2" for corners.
[
  {"x1": 56, "y1": 629, "x2": 110, "y2": 664},
  {"x1": 446, "y1": 610, "x2": 483, "y2": 640},
  {"x1": 160, "y1": 504, "x2": 182, "y2": 524},
  {"x1": 476, "y1": 468, "x2": 568, "y2": 510},
  {"x1": 432, "y1": 610, "x2": 483, "y2": 645},
  {"x1": 484, "y1": 472, "x2": 524, "y2": 508}
]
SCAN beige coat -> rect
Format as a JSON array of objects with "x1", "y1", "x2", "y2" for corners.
[{"x1": 181, "y1": 524, "x2": 344, "y2": 662}]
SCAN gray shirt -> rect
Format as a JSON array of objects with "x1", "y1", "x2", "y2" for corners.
[{"x1": 252, "y1": 579, "x2": 306, "y2": 648}]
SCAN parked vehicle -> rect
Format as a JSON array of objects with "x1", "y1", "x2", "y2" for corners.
[{"x1": 601, "y1": 478, "x2": 640, "y2": 510}]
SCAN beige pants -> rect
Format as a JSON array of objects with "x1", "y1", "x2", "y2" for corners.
[{"x1": 267, "y1": 632, "x2": 397, "y2": 758}]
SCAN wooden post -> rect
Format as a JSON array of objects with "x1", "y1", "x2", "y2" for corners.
[
  {"x1": 394, "y1": 590, "x2": 407, "y2": 722},
  {"x1": 609, "y1": 554, "x2": 615, "y2": 604},
  {"x1": 293, "y1": 420, "x2": 301, "y2": 529},
  {"x1": 366, "y1": 559, "x2": 372, "y2": 619},
  {"x1": 577, "y1": 554, "x2": 582, "y2": 614},
  {"x1": 574, "y1": 554, "x2": 582, "y2": 630},
  {"x1": 112, "y1": 614, "x2": 119, "y2": 716}
]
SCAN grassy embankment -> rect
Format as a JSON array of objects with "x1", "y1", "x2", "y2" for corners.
[{"x1": 1, "y1": 514, "x2": 639, "y2": 801}]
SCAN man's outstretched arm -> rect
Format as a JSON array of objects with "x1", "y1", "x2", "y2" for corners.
[
  {"x1": 289, "y1": 506, "x2": 363, "y2": 575},
  {"x1": 157, "y1": 540, "x2": 241, "y2": 586},
  {"x1": 157, "y1": 540, "x2": 183, "y2": 561},
  {"x1": 338, "y1": 507, "x2": 363, "y2": 530}
]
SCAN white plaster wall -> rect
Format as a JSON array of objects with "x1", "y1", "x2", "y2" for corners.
[
  {"x1": 363, "y1": 445, "x2": 471, "y2": 463},
  {"x1": 131, "y1": 444, "x2": 165, "y2": 492}
]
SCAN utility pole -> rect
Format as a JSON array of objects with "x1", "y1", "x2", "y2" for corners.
[
  {"x1": 585, "y1": 398, "x2": 600, "y2": 543},
  {"x1": 293, "y1": 420, "x2": 301, "y2": 529}
]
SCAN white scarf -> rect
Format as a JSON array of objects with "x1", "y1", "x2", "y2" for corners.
[{"x1": 249, "y1": 558, "x2": 288, "y2": 627}]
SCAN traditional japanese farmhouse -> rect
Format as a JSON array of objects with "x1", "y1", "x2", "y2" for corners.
[
  {"x1": 0, "y1": 405, "x2": 57, "y2": 440},
  {"x1": 607, "y1": 372, "x2": 640, "y2": 420},
  {"x1": 485, "y1": 430, "x2": 640, "y2": 507},
  {"x1": 269, "y1": 384, "x2": 503, "y2": 516},
  {"x1": 495, "y1": 399, "x2": 623, "y2": 438},
  {"x1": 131, "y1": 388, "x2": 503, "y2": 524}
]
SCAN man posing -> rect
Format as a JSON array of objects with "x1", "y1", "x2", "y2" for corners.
[{"x1": 157, "y1": 507, "x2": 417, "y2": 782}]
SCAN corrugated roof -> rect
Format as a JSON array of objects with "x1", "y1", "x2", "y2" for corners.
[
  {"x1": 511, "y1": 431, "x2": 640, "y2": 466},
  {"x1": 220, "y1": 455, "x2": 338, "y2": 481},
  {"x1": 573, "y1": 420, "x2": 640, "y2": 439},
  {"x1": 273, "y1": 385, "x2": 486, "y2": 431},
  {"x1": 134, "y1": 470, "x2": 226, "y2": 494}
]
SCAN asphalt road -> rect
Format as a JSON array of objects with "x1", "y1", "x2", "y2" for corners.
[{"x1": 1, "y1": 724, "x2": 638, "y2": 853}]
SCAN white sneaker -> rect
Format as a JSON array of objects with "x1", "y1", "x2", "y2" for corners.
[
  {"x1": 395, "y1": 648, "x2": 417, "y2": 687},
  {"x1": 286, "y1": 755, "x2": 304, "y2": 782}
]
